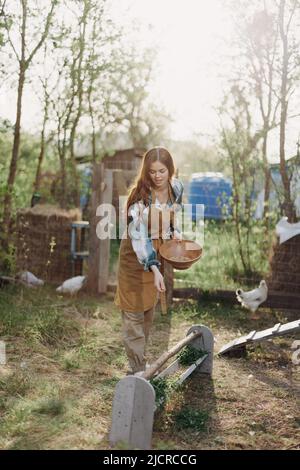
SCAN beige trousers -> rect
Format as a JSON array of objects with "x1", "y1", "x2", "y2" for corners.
[{"x1": 121, "y1": 308, "x2": 154, "y2": 373}]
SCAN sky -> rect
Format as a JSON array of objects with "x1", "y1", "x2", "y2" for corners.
[
  {"x1": 109, "y1": 0, "x2": 233, "y2": 141},
  {"x1": 0, "y1": 0, "x2": 299, "y2": 161}
]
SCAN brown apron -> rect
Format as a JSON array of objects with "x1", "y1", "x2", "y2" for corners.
[{"x1": 114, "y1": 182, "x2": 176, "y2": 313}]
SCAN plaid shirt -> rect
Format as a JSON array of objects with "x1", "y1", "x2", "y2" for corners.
[{"x1": 127, "y1": 178, "x2": 184, "y2": 272}]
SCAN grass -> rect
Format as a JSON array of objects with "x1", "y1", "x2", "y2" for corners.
[
  {"x1": 174, "y1": 219, "x2": 272, "y2": 290},
  {"x1": 150, "y1": 376, "x2": 180, "y2": 409},
  {"x1": 0, "y1": 284, "x2": 82, "y2": 346},
  {"x1": 0, "y1": 282, "x2": 299, "y2": 450},
  {"x1": 0, "y1": 369, "x2": 31, "y2": 397},
  {"x1": 32, "y1": 398, "x2": 65, "y2": 417},
  {"x1": 174, "y1": 407, "x2": 210, "y2": 432},
  {"x1": 177, "y1": 344, "x2": 207, "y2": 366}
]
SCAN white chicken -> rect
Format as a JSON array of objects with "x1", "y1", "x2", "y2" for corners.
[
  {"x1": 236, "y1": 280, "x2": 268, "y2": 313},
  {"x1": 276, "y1": 217, "x2": 300, "y2": 244},
  {"x1": 19, "y1": 271, "x2": 44, "y2": 287},
  {"x1": 56, "y1": 275, "x2": 86, "y2": 295}
]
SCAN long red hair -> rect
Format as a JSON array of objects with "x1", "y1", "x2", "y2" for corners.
[{"x1": 126, "y1": 147, "x2": 175, "y2": 216}]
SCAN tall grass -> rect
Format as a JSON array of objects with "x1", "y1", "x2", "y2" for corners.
[
  {"x1": 0, "y1": 284, "x2": 82, "y2": 346},
  {"x1": 175, "y1": 220, "x2": 273, "y2": 290}
]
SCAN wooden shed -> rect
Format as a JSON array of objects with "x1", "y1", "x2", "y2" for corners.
[
  {"x1": 102, "y1": 148, "x2": 146, "y2": 220},
  {"x1": 102, "y1": 148, "x2": 145, "y2": 170}
]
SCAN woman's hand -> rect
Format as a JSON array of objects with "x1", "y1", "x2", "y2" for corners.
[{"x1": 150, "y1": 265, "x2": 166, "y2": 293}]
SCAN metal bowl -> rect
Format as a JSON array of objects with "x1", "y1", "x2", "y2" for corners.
[{"x1": 159, "y1": 239, "x2": 202, "y2": 270}]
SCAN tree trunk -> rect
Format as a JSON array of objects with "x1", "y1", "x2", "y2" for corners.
[
  {"x1": 262, "y1": 134, "x2": 271, "y2": 222},
  {"x1": 2, "y1": 64, "x2": 25, "y2": 246},
  {"x1": 88, "y1": 89, "x2": 97, "y2": 163},
  {"x1": 33, "y1": 105, "x2": 48, "y2": 192},
  {"x1": 1, "y1": 0, "x2": 56, "y2": 248},
  {"x1": 69, "y1": 125, "x2": 81, "y2": 207},
  {"x1": 56, "y1": 116, "x2": 67, "y2": 209}
]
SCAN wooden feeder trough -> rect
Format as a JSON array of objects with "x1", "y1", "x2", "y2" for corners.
[
  {"x1": 109, "y1": 324, "x2": 214, "y2": 450},
  {"x1": 159, "y1": 239, "x2": 202, "y2": 270}
]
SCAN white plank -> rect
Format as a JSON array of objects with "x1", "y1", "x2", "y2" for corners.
[
  {"x1": 219, "y1": 320, "x2": 300, "y2": 355},
  {"x1": 155, "y1": 359, "x2": 180, "y2": 379},
  {"x1": 177, "y1": 354, "x2": 208, "y2": 385},
  {"x1": 110, "y1": 376, "x2": 155, "y2": 450}
]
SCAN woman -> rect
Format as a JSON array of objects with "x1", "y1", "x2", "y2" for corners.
[{"x1": 114, "y1": 146, "x2": 184, "y2": 375}]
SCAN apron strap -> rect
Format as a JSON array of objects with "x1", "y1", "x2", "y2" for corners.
[
  {"x1": 151, "y1": 187, "x2": 156, "y2": 206},
  {"x1": 150, "y1": 182, "x2": 175, "y2": 314}
]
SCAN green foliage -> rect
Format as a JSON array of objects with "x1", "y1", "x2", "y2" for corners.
[
  {"x1": 174, "y1": 407, "x2": 209, "y2": 432},
  {"x1": 62, "y1": 351, "x2": 80, "y2": 371},
  {"x1": 150, "y1": 376, "x2": 179, "y2": 409},
  {"x1": 176, "y1": 219, "x2": 271, "y2": 290},
  {"x1": 217, "y1": 84, "x2": 281, "y2": 275},
  {"x1": 0, "y1": 242, "x2": 16, "y2": 274},
  {"x1": 32, "y1": 398, "x2": 65, "y2": 417},
  {"x1": 24, "y1": 310, "x2": 81, "y2": 348},
  {"x1": 0, "y1": 125, "x2": 60, "y2": 274},
  {"x1": 0, "y1": 369, "x2": 31, "y2": 398},
  {"x1": 177, "y1": 344, "x2": 207, "y2": 366}
]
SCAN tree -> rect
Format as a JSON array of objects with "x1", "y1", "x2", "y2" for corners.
[
  {"x1": 219, "y1": 84, "x2": 263, "y2": 274},
  {"x1": 32, "y1": 47, "x2": 53, "y2": 195},
  {"x1": 1, "y1": 0, "x2": 57, "y2": 247},
  {"x1": 104, "y1": 45, "x2": 171, "y2": 148},
  {"x1": 277, "y1": 0, "x2": 300, "y2": 221},
  {"x1": 242, "y1": 7, "x2": 280, "y2": 223},
  {"x1": 227, "y1": 0, "x2": 300, "y2": 222},
  {"x1": 46, "y1": 0, "x2": 124, "y2": 207}
]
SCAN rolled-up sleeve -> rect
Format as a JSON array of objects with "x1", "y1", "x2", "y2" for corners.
[{"x1": 128, "y1": 202, "x2": 161, "y2": 271}]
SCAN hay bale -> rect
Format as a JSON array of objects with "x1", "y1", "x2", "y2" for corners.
[
  {"x1": 267, "y1": 234, "x2": 300, "y2": 293},
  {"x1": 16, "y1": 204, "x2": 82, "y2": 283}
]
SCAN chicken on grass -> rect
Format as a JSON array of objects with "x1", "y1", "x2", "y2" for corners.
[
  {"x1": 56, "y1": 276, "x2": 86, "y2": 295},
  {"x1": 236, "y1": 280, "x2": 268, "y2": 313}
]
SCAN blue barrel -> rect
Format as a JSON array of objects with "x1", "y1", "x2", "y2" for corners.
[{"x1": 188, "y1": 172, "x2": 232, "y2": 220}]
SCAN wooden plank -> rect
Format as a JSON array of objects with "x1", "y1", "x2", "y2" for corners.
[
  {"x1": 272, "y1": 323, "x2": 281, "y2": 333},
  {"x1": 219, "y1": 320, "x2": 300, "y2": 355},
  {"x1": 173, "y1": 287, "x2": 300, "y2": 311},
  {"x1": 113, "y1": 169, "x2": 128, "y2": 196},
  {"x1": 86, "y1": 163, "x2": 103, "y2": 294},
  {"x1": 177, "y1": 354, "x2": 208, "y2": 385},
  {"x1": 277, "y1": 319, "x2": 300, "y2": 332},
  {"x1": 246, "y1": 330, "x2": 257, "y2": 341},
  {"x1": 154, "y1": 353, "x2": 208, "y2": 386},
  {"x1": 155, "y1": 358, "x2": 180, "y2": 379},
  {"x1": 98, "y1": 169, "x2": 113, "y2": 294}
]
